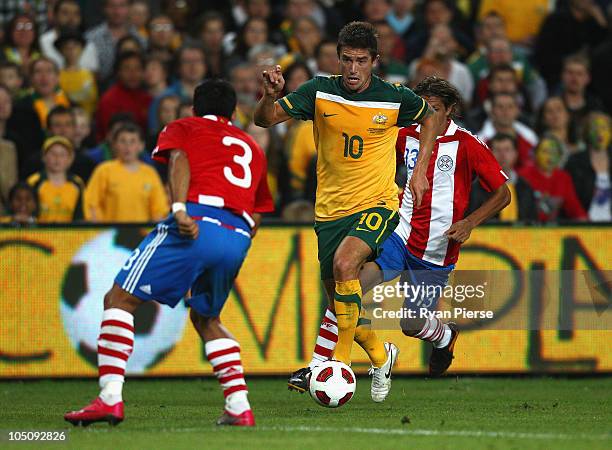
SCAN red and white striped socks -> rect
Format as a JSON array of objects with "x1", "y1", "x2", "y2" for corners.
[
  {"x1": 414, "y1": 316, "x2": 452, "y2": 348},
  {"x1": 308, "y1": 308, "x2": 338, "y2": 369},
  {"x1": 97, "y1": 308, "x2": 134, "y2": 405},
  {"x1": 205, "y1": 338, "x2": 251, "y2": 415}
]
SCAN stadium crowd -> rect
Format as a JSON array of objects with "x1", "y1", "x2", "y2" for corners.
[{"x1": 0, "y1": 0, "x2": 610, "y2": 224}]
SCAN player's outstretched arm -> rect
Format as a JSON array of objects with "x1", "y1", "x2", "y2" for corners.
[
  {"x1": 254, "y1": 65, "x2": 291, "y2": 127},
  {"x1": 168, "y1": 149, "x2": 199, "y2": 240},
  {"x1": 445, "y1": 184, "x2": 511, "y2": 243},
  {"x1": 409, "y1": 104, "x2": 446, "y2": 208}
]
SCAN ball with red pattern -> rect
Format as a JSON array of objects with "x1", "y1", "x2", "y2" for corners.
[{"x1": 308, "y1": 360, "x2": 356, "y2": 408}]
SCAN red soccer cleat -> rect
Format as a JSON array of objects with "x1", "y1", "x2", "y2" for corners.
[
  {"x1": 64, "y1": 397, "x2": 124, "y2": 427},
  {"x1": 216, "y1": 409, "x2": 255, "y2": 427}
]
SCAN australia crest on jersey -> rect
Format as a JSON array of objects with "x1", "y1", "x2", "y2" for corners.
[{"x1": 372, "y1": 112, "x2": 388, "y2": 125}]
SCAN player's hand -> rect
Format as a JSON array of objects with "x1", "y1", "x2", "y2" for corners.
[
  {"x1": 409, "y1": 169, "x2": 429, "y2": 208},
  {"x1": 175, "y1": 211, "x2": 199, "y2": 240},
  {"x1": 445, "y1": 218, "x2": 474, "y2": 243},
  {"x1": 262, "y1": 65, "x2": 285, "y2": 97}
]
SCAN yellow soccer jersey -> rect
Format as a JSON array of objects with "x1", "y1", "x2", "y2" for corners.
[
  {"x1": 84, "y1": 160, "x2": 168, "y2": 222},
  {"x1": 279, "y1": 75, "x2": 427, "y2": 221}
]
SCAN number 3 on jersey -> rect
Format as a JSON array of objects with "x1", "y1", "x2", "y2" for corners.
[
  {"x1": 222, "y1": 136, "x2": 252, "y2": 188},
  {"x1": 122, "y1": 248, "x2": 141, "y2": 271}
]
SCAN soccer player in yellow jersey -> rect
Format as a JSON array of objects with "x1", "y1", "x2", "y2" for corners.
[{"x1": 255, "y1": 22, "x2": 443, "y2": 402}]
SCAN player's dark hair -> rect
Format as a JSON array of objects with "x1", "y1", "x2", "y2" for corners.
[
  {"x1": 413, "y1": 76, "x2": 462, "y2": 118},
  {"x1": 337, "y1": 21, "x2": 378, "y2": 58},
  {"x1": 112, "y1": 122, "x2": 144, "y2": 142},
  {"x1": 193, "y1": 79, "x2": 237, "y2": 119},
  {"x1": 490, "y1": 133, "x2": 517, "y2": 149}
]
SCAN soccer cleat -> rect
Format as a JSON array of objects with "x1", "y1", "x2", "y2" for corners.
[
  {"x1": 64, "y1": 397, "x2": 124, "y2": 427},
  {"x1": 369, "y1": 342, "x2": 400, "y2": 403},
  {"x1": 287, "y1": 367, "x2": 311, "y2": 393},
  {"x1": 216, "y1": 409, "x2": 255, "y2": 426},
  {"x1": 429, "y1": 322, "x2": 459, "y2": 377}
]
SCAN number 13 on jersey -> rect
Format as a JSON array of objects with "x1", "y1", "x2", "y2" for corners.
[{"x1": 404, "y1": 147, "x2": 419, "y2": 171}]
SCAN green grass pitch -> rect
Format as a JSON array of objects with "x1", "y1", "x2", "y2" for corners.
[{"x1": 1, "y1": 377, "x2": 610, "y2": 449}]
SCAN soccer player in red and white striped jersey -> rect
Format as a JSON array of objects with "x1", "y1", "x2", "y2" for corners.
[
  {"x1": 64, "y1": 80, "x2": 273, "y2": 427},
  {"x1": 301, "y1": 77, "x2": 511, "y2": 378},
  {"x1": 368, "y1": 77, "x2": 510, "y2": 375}
]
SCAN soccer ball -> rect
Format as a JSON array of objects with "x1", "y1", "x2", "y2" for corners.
[
  {"x1": 309, "y1": 361, "x2": 356, "y2": 408},
  {"x1": 60, "y1": 229, "x2": 189, "y2": 373}
]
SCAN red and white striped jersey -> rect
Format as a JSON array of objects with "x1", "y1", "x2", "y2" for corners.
[
  {"x1": 395, "y1": 120, "x2": 508, "y2": 266},
  {"x1": 152, "y1": 115, "x2": 274, "y2": 227}
]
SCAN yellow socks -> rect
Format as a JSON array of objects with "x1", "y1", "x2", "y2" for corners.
[
  {"x1": 333, "y1": 280, "x2": 361, "y2": 365},
  {"x1": 354, "y1": 313, "x2": 388, "y2": 368},
  {"x1": 331, "y1": 280, "x2": 388, "y2": 367}
]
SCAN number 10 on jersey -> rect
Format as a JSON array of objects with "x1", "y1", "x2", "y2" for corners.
[{"x1": 342, "y1": 133, "x2": 364, "y2": 159}]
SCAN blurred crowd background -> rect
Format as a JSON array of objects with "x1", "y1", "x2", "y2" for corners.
[{"x1": 0, "y1": 0, "x2": 610, "y2": 225}]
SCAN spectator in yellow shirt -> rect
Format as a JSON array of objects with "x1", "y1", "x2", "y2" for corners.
[
  {"x1": 84, "y1": 123, "x2": 168, "y2": 222},
  {"x1": 27, "y1": 136, "x2": 84, "y2": 223},
  {"x1": 55, "y1": 29, "x2": 98, "y2": 117}
]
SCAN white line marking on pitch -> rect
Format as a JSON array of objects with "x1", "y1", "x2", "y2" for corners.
[
  {"x1": 255, "y1": 425, "x2": 610, "y2": 441},
  {"x1": 83, "y1": 425, "x2": 611, "y2": 441}
]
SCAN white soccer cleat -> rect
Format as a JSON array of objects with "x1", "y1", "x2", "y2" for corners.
[{"x1": 369, "y1": 342, "x2": 400, "y2": 403}]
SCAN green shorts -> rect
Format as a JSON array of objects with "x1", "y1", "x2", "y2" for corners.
[{"x1": 314, "y1": 207, "x2": 400, "y2": 280}]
